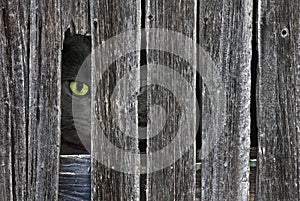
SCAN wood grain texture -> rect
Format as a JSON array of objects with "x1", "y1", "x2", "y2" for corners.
[
  {"x1": 2, "y1": 1, "x2": 300, "y2": 200},
  {"x1": 257, "y1": 0, "x2": 300, "y2": 200},
  {"x1": 27, "y1": 1, "x2": 62, "y2": 200},
  {"x1": 0, "y1": 1, "x2": 29, "y2": 200},
  {"x1": 0, "y1": 0, "x2": 62, "y2": 200},
  {"x1": 90, "y1": 0, "x2": 141, "y2": 200},
  {"x1": 145, "y1": 0, "x2": 197, "y2": 200},
  {"x1": 61, "y1": 0, "x2": 90, "y2": 35},
  {"x1": 199, "y1": 1, "x2": 252, "y2": 200}
]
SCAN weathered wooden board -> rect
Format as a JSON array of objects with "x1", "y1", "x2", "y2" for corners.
[
  {"x1": 199, "y1": 0, "x2": 252, "y2": 200},
  {"x1": 2, "y1": 0, "x2": 300, "y2": 200},
  {"x1": 0, "y1": 0, "x2": 62, "y2": 200},
  {"x1": 90, "y1": 0, "x2": 141, "y2": 200},
  {"x1": 61, "y1": 0, "x2": 90, "y2": 35},
  {"x1": 0, "y1": 1, "x2": 28, "y2": 200},
  {"x1": 257, "y1": 0, "x2": 300, "y2": 200},
  {"x1": 145, "y1": 0, "x2": 197, "y2": 200}
]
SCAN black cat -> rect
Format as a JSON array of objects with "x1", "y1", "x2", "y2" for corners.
[
  {"x1": 61, "y1": 29, "x2": 91, "y2": 154},
  {"x1": 60, "y1": 30, "x2": 202, "y2": 157}
]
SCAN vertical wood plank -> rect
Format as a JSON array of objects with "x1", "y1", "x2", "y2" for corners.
[
  {"x1": 0, "y1": 1, "x2": 29, "y2": 200},
  {"x1": 199, "y1": 1, "x2": 252, "y2": 200},
  {"x1": 145, "y1": 0, "x2": 197, "y2": 200},
  {"x1": 90, "y1": 0, "x2": 141, "y2": 200},
  {"x1": 257, "y1": 0, "x2": 300, "y2": 200},
  {"x1": 27, "y1": 0, "x2": 62, "y2": 200},
  {"x1": 0, "y1": 0, "x2": 62, "y2": 200}
]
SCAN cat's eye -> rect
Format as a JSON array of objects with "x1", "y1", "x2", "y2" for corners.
[{"x1": 69, "y1": 81, "x2": 89, "y2": 96}]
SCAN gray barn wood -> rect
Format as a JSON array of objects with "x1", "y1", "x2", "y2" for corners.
[
  {"x1": 2, "y1": 0, "x2": 300, "y2": 200},
  {"x1": 145, "y1": 0, "x2": 197, "y2": 200},
  {"x1": 90, "y1": 0, "x2": 141, "y2": 200},
  {"x1": 257, "y1": 0, "x2": 300, "y2": 200},
  {"x1": 61, "y1": 0, "x2": 90, "y2": 35},
  {"x1": 199, "y1": 0, "x2": 253, "y2": 200},
  {"x1": 0, "y1": 0, "x2": 62, "y2": 200}
]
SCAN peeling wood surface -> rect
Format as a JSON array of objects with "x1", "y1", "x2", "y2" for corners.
[
  {"x1": 257, "y1": 0, "x2": 300, "y2": 200},
  {"x1": 199, "y1": 1, "x2": 252, "y2": 200}
]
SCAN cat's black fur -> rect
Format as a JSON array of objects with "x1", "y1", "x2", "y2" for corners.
[{"x1": 61, "y1": 30, "x2": 91, "y2": 154}]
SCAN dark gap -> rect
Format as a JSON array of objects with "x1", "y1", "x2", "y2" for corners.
[
  {"x1": 87, "y1": 0, "x2": 91, "y2": 32},
  {"x1": 139, "y1": 0, "x2": 147, "y2": 154},
  {"x1": 139, "y1": 48, "x2": 147, "y2": 155},
  {"x1": 195, "y1": 0, "x2": 201, "y2": 163},
  {"x1": 195, "y1": 2, "x2": 202, "y2": 200},
  {"x1": 250, "y1": 0, "x2": 258, "y2": 150},
  {"x1": 250, "y1": 2, "x2": 259, "y2": 199},
  {"x1": 196, "y1": 72, "x2": 202, "y2": 162},
  {"x1": 141, "y1": 0, "x2": 146, "y2": 29},
  {"x1": 139, "y1": 0, "x2": 147, "y2": 200},
  {"x1": 196, "y1": 0, "x2": 200, "y2": 44}
]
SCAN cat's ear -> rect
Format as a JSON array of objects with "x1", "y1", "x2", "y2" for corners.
[
  {"x1": 63, "y1": 28, "x2": 74, "y2": 47},
  {"x1": 65, "y1": 28, "x2": 72, "y2": 37},
  {"x1": 65, "y1": 20, "x2": 76, "y2": 37}
]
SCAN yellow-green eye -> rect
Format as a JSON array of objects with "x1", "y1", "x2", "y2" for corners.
[{"x1": 69, "y1": 81, "x2": 89, "y2": 96}]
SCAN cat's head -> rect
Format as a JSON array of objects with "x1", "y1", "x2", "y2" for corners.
[{"x1": 61, "y1": 29, "x2": 91, "y2": 154}]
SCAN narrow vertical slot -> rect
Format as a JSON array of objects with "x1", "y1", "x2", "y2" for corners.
[
  {"x1": 195, "y1": 0, "x2": 202, "y2": 162},
  {"x1": 250, "y1": 0, "x2": 258, "y2": 149},
  {"x1": 139, "y1": 0, "x2": 147, "y2": 155},
  {"x1": 139, "y1": 0, "x2": 147, "y2": 200},
  {"x1": 249, "y1": 1, "x2": 258, "y2": 200}
]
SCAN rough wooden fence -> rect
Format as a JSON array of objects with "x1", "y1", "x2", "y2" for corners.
[{"x1": 1, "y1": 0, "x2": 300, "y2": 200}]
